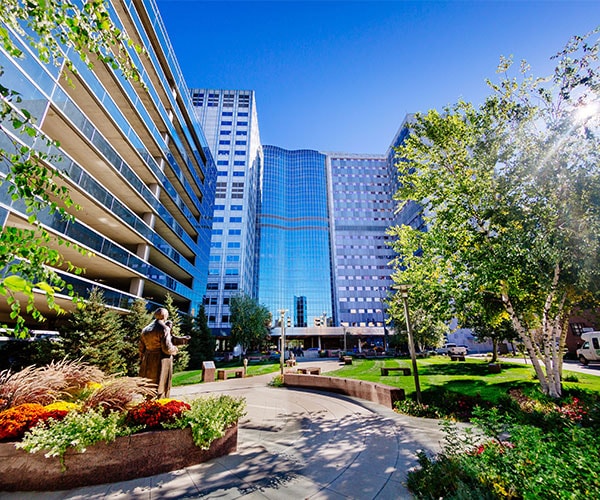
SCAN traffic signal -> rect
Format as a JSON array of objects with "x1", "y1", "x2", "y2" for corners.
[
  {"x1": 287, "y1": 317, "x2": 292, "y2": 328},
  {"x1": 314, "y1": 317, "x2": 321, "y2": 327}
]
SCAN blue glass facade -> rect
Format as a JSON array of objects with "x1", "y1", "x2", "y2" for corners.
[
  {"x1": 258, "y1": 147, "x2": 334, "y2": 326},
  {"x1": 0, "y1": 0, "x2": 215, "y2": 324},
  {"x1": 328, "y1": 153, "x2": 396, "y2": 327}
]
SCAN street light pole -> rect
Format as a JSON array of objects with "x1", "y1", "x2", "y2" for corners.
[
  {"x1": 396, "y1": 285, "x2": 422, "y2": 404},
  {"x1": 279, "y1": 309, "x2": 286, "y2": 375}
]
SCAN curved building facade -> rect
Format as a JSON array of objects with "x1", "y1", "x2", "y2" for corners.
[{"x1": 258, "y1": 146, "x2": 334, "y2": 326}]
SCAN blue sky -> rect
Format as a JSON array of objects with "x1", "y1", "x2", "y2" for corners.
[{"x1": 156, "y1": 0, "x2": 600, "y2": 154}]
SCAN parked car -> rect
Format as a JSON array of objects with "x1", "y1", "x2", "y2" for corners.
[
  {"x1": 576, "y1": 331, "x2": 600, "y2": 365},
  {"x1": 437, "y1": 343, "x2": 468, "y2": 356}
]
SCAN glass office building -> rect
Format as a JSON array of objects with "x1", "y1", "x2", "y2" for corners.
[
  {"x1": 0, "y1": 0, "x2": 215, "y2": 326},
  {"x1": 191, "y1": 89, "x2": 262, "y2": 336},
  {"x1": 258, "y1": 146, "x2": 334, "y2": 326},
  {"x1": 327, "y1": 153, "x2": 396, "y2": 327}
]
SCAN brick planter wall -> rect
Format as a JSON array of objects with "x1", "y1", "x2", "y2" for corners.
[
  {"x1": 283, "y1": 374, "x2": 405, "y2": 408},
  {"x1": 0, "y1": 424, "x2": 237, "y2": 492}
]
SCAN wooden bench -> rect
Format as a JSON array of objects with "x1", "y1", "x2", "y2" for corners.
[
  {"x1": 217, "y1": 368, "x2": 244, "y2": 380},
  {"x1": 450, "y1": 355, "x2": 466, "y2": 362},
  {"x1": 342, "y1": 356, "x2": 353, "y2": 365},
  {"x1": 297, "y1": 366, "x2": 321, "y2": 375},
  {"x1": 380, "y1": 367, "x2": 411, "y2": 376},
  {"x1": 286, "y1": 359, "x2": 297, "y2": 367}
]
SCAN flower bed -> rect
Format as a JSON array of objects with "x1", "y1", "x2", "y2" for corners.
[
  {"x1": 0, "y1": 424, "x2": 238, "y2": 491},
  {"x1": 0, "y1": 360, "x2": 245, "y2": 491}
]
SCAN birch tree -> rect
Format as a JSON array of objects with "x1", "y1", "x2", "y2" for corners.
[{"x1": 389, "y1": 28, "x2": 600, "y2": 398}]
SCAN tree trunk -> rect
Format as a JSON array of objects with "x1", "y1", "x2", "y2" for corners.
[{"x1": 491, "y1": 338, "x2": 498, "y2": 363}]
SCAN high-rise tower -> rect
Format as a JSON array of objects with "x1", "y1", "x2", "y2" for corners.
[{"x1": 191, "y1": 89, "x2": 261, "y2": 336}]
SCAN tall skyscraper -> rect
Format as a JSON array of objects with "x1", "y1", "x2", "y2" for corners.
[
  {"x1": 0, "y1": 0, "x2": 215, "y2": 326},
  {"x1": 327, "y1": 152, "x2": 396, "y2": 328},
  {"x1": 191, "y1": 89, "x2": 262, "y2": 336},
  {"x1": 258, "y1": 146, "x2": 334, "y2": 326}
]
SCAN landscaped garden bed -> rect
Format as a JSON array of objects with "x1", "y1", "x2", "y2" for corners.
[{"x1": 0, "y1": 359, "x2": 245, "y2": 491}]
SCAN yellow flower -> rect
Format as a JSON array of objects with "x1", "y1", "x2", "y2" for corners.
[
  {"x1": 44, "y1": 401, "x2": 80, "y2": 412},
  {"x1": 156, "y1": 398, "x2": 173, "y2": 405},
  {"x1": 86, "y1": 382, "x2": 102, "y2": 390}
]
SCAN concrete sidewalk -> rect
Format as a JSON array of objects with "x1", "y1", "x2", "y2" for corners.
[{"x1": 2, "y1": 360, "x2": 446, "y2": 499}]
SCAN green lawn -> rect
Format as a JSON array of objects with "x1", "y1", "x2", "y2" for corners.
[
  {"x1": 326, "y1": 357, "x2": 600, "y2": 402},
  {"x1": 173, "y1": 360, "x2": 280, "y2": 386},
  {"x1": 173, "y1": 357, "x2": 600, "y2": 403}
]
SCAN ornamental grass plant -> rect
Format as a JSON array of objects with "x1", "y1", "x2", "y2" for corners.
[{"x1": 0, "y1": 360, "x2": 246, "y2": 465}]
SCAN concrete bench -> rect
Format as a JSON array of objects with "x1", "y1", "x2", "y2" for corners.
[
  {"x1": 342, "y1": 356, "x2": 353, "y2": 365},
  {"x1": 380, "y1": 367, "x2": 411, "y2": 376},
  {"x1": 297, "y1": 366, "x2": 321, "y2": 375},
  {"x1": 217, "y1": 368, "x2": 244, "y2": 380},
  {"x1": 450, "y1": 355, "x2": 466, "y2": 362},
  {"x1": 283, "y1": 373, "x2": 405, "y2": 408}
]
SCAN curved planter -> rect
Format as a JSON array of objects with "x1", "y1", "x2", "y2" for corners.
[{"x1": 0, "y1": 424, "x2": 237, "y2": 492}]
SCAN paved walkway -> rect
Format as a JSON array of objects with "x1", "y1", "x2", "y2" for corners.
[{"x1": 3, "y1": 359, "x2": 447, "y2": 499}]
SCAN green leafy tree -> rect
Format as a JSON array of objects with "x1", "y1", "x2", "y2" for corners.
[
  {"x1": 54, "y1": 288, "x2": 126, "y2": 374},
  {"x1": 229, "y1": 294, "x2": 270, "y2": 352},
  {"x1": 120, "y1": 299, "x2": 152, "y2": 376},
  {"x1": 164, "y1": 293, "x2": 189, "y2": 372},
  {"x1": 390, "y1": 29, "x2": 600, "y2": 397},
  {"x1": 183, "y1": 305, "x2": 215, "y2": 369},
  {"x1": 0, "y1": 0, "x2": 141, "y2": 334}
]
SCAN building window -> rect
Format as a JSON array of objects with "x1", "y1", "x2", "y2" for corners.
[
  {"x1": 219, "y1": 140, "x2": 231, "y2": 145},
  {"x1": 231, "y1": 205, "x2": 243, "y2": 211},
  {"x1": 213, "y1": 216, "x2": 224, "y2": 222},
  {"x1": 210, "y1": 242, "x2": 222, "y2": 248},
  {"x1": 209, "y1": 269, "x2": 219, "y2": 275},
  {"x1": 220, "y1": 130, "x2": 231, "y2": 135},
  {"x1": 221, "y1": 121, "x2": 232, "y2": 126},
  {"x1": 229, "y1": 216, "x2": 242, "y2": 222},
  {"x1": 212, "y1": 229, "x2": 223, "y2": 235},
  {"x1": 225, "y1": 269, "x2": 239, "y2": 275},
  {"x1": 207, "y1": 283, "x2": 219, "y2": 290},
  {"x1": 228, "y1": 229, "x2": 241, "y2": 235},
  {"x1": 234, "y1": 161, "x2": 245, "y2": 166},
  {"x1": 226, "y1": 255, "x2": 240, "y2": 262},
  {"x1": 237, "y1": 121, "x2": 248, "y2": 126},
  {"x1": 224, "y1": 283, "x2": 238, "y2": 290},
  {"x1": 221, "y1": 315, "x2": 230, "y2": 323},
  {"x1": 223, "y1": 297, "x2": 230, "y2": 305},
  {"x1": 217, "y1": 160, "x2": 228, "y2": 166},
  {"x1": 238, "y1": 112, "x2": 248, "y2": 116},
  {"x1": 214, "y1": 205, "x2": 225, "y2": 210},
  {"x1": 236, "y1": 131, "x2": 247, "y2": 136},
  {"x1": 234, "y1": 151, "x2": 245, "y2": 156},
  {"x1": 235, "y1": 140, "x2": 247, "y2": 146},
  {"x1": 228, "y1": 242, "x2": 241, "y2": 248},
  {"x1": 217, "y1": 171, "x2": 228, "y2": 176},
  {"x1": 222, "y1": 111, "x2": 233, "y2": 116}
]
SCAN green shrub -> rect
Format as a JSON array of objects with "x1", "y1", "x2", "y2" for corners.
[{"x1": 407, "y1": 408, "x2": 600, "y2": 499}]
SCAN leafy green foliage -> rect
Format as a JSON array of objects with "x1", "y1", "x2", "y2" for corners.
[
  {"x1": 16, "y1": 408, "x2": 126, "y2": 469},
  {"x1": 229, "y1": 294, "x2": 271, "y2": 352},
  {"x1": 0, "y1": 0, "x2": 142, "y2": 335},
  {"x1": 54, "y1": 288, "x2": 126, "y2": 374},
  {"x1": 165, "y1": 395, "x2": 245, "y2": 449},
  {"x1": 121, "y1": 299, "x2": 152, "y2": 376},
  {"x1": 164, "y1": 293, "x2": 189, "y2": 372},
  {"x1": 390, "y1": 28, "x2": 600, "y2": 397},
  {"x1": 183, "y1": 305, "x2": 216, "y2": 370},
  {"x1": 407, "y1": 409, "x2": 600, "y2": 499}
]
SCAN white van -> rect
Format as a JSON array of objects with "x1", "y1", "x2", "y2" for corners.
[{"x1": 576, "y1": 331, "x2": 600, "y2": 365}]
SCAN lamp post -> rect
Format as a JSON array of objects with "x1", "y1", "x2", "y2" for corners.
[
  {"x1": 395, "y1": 284, "x2": 422, "y2": 404},
  {"x1": 279, "y1": 309, "x2": 286, "y2": 375}
]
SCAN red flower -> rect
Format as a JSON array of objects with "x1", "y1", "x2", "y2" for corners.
[{"x1": 125, "y1": 400, "x2": 191, "y2": 429}]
